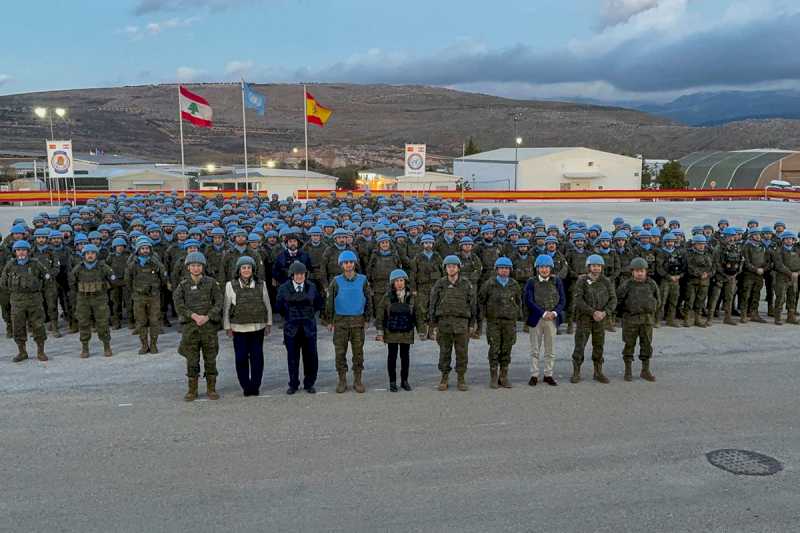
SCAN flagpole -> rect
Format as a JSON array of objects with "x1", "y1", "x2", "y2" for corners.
[
  {"x1": 241, "y1": 79, "x2": 249, "y2": 195},
  {"x1": 178, "y1": 85, "x2": 186, "y2": 196},
  {"x1": 303, "y1": 83, "x2": 309, "y2": 201}
]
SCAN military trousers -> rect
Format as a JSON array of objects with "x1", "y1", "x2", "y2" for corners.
[
  {"x1": 0, "y1": 288, "x2": 11, "y2": 334},
  {"x1": 10, "y1": 292, "x2": 46, "y2": 343},
  {"x1": 740, "y1": 273, "x2": 764, "y2": 315},
  {"x1": 774, "y1": 275, "x2": 799, "y2": 315},
  {"x1": 622, "y1": 320, "x2": 653, "y2": 361},
  {"x1": 178, "y1": 321, "x2": 220, "y2": 378},
  {"x1": 333, "y1": 316, "x2": 366, "y2": 372},
  {"x1": 108, "y1": 285, "x2": 126, "y2": 325},
  {"x1": 708, "y1": 275, "x2": 736, "y2": 316},
  {"x1": 529, "y1": 319, "x2": 557, "y2": 377},
  {"x1": 683, "y1": 278, "x2": 710, "y2": 314},
  {"x1": 76, "y1": 292, "x2": 111, "y2": 343},
  {"x1": 571, "y1": 315, "x2": 606, "y2": 365},
  {"x1": 414, "y1": 284, "x2": 433, "y2": 332},
  {"x1": 486, "y1": 318, "x2": 516, "y2": 368},
  {"x1": 436, "y1": 317, "x2": 469, "y2": 374},
  {"x1": 658, "y1": 279, "x2": 680, "y2": 320},
  {"x1": 42, "y1": 283, "x2": 59, "y2": 325},
  {"x1": 133, "y1": 294, "x2": 161, "y2": 338}
]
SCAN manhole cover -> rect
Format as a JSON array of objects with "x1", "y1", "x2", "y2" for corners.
[{"x1": 706, "y1": 449, "x2": 783, "y2": 476}]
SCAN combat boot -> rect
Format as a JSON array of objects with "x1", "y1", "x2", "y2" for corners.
[
  {"x1": 49, "y1": 321, "x2": 62, "y2": 338},
  {"x1": 767, "y1": 303, "x2": 775, "y2": 317},
  {"x1": 13, "y1": 342, "x2": 28, "y2": 363},
  {"x1": 739, "y1": 312, "x2": 748, "y2": 324},
  {"x1": 138, "y1": 335, "x2": 149, "y2": 355},
  {"x1": 606, "y1": 318, "x2": 617, "y2": 332},
  {"x1": 80, "y1": 342, "x2": 90, "y2": 359},
  {"x1": 103, "y1": 341, "x2": 113, "y2": 357},
  {"x1": 111, "y1": 319, "x2": 121, "y2": 330},
  {"x1": 353, "y1": 371, "x2": 366, "y2": 393},
  {"x1": 36, "y1": 341, "x2": 48, "y2": 362},
  {"x1": 774, "y1": 313, "x2": 784, "y2": 325},
  {"x1": 592, "y1": 361, "x2": 610, "y2": 384},
  {"x1": 206, "y1": 375, "x2": 220, "y2": 400},
  {"x1": 682, "y1": 311, "x2": 693, "y2": 327},
  {"x1": 5, "y1": 324, "x2": 12, "y2": 338},
  {"x1": 694, "y1": 313, "x2": 707, "y2": 328},
  {"x1": 566, "y1": 322, "x2": 575, "y2": 335},
  {"x1": 499, "y1": 366, "x2": 512, "y2": 388},
  {"x1": 666, "y1": 311, "x2": 679, "y2": 327},
  {"x1": 787, "y1": 311, "x2": 799, "y2": 325},
  {"x1": 68, "y1": 320, "x2": 79, "y2": 334},
  {"x1": 184, "y1": 377, "x2": 198, "y2": 401},
  {"x1": 489, "y1": 366, "x2": 499, "y2": 389},
  {"x1": 149, "y1": 335, "x2": 159, "y2": 354},
  {"x1": 336, "y1": 371, "x2": 348, "y2": 393},
  {"x1": 456, "y1": 373, "x2": 469, "y2": 391},
  {"x1": 438, "y1": 372, "x2": 449, "y2": 391},
  {"x1": 623, "y1": 359, "x2": 633, "y2": 382},
  {"x1": 750, "y1": 312, "x2": 767, "y2": 324},
  {"x1": 723, "y1": 311, "x2": 737, "y2": 325},
  {"x1": 640, "y1": 359, "x2": 656, "y2": 382},
  {"x1": 570, "y1": 362, "x2": 581, "y2": 383}
]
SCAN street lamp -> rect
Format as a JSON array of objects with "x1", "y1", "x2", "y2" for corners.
[
  {"x1": 33, "y1": 107, "x2": 67, "y2": 139},
  {"x1": 291, "y1": 147, "x2": 299, "y2": 154},
  {"x1": 512, "y1": 114, "x2": 522, "y2": 191},
  {"x1": 205, "y1": 163, "x2": 216, "y2": 173},
  {"x1": 266, "y1": 160, "x2": 276, "y2": 168}
]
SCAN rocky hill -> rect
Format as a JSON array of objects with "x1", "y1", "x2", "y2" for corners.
[{"x1": 2, "y1": 83, "x2": 800, "y2": 168}]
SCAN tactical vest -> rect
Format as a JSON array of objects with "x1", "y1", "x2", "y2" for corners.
[
  {"x1": 436, "y1": 278, "x2": 472, "y2": 319},
  {"x1": 76, "y1": 264, "x2": 110, "y2": 294},
  {"x1": 229, "y1": 280, "x2": 268, "y2": 324},
  {"x1": 385, "y1": 293, "x2": 414, "y2": 333},
  {"x1": 532, "y1": 276, "x2": 559, "y2": 311},
  {"x1": 720, "y1": 247, "x2": 742, "y2": 276},
  {"x1": 665, "y1": 251, "x2": 684, "y2": 275},
  {"x1": 414, "y1": 254, "x2": 442, "y2": 286},
  {"x1": 131, "y1": 259, "x2": 162, "y2": 296},
  {"x1": 180, "y1": 277, "x2": 216, "y2": 316},
  {"x1": 6, "y1": 262, "x2": 43, "y2": 293}
]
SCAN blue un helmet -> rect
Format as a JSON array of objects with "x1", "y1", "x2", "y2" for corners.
[
  {"x1": 586, "y1": 254, "x2": 605, "y2": 266},
  {"x1": 494, "y1": 257, "x2": 513, "y2": 269},
  {"x1": 421, "y1": 233, "x2": 435, "y2": 244},
  {"x1": 389, "y1": 269, "x2": 408, "y2": 284},
  {"x1": 235, "y1": 255, "x2": 255, "y2": 270},
  {"x1": 184, "y1": 252, "x2": 206, "y2": 266},
  {"x1": 442, "y1": 255, "x2": 462, "y2": 267},
  {"x1": 338, "y1": 250, "x2": 358, "y2": 265},
  {"x1": 82, "y1": 244, "x2": 99, "y2": 255},
  {"x1": 534, "y1": 254, "x2": 554, "y2": 268},
  {"x1": 692, "y1": 235, "x2": 707, "y2": 245},
  {"x1": 112, "y1": 237, "x2": 127, "y2": 248},
  {"x1": 12, "y1": 240, "x2": 31, "y2": 251}
]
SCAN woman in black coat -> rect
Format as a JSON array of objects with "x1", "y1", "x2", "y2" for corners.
[{"x1": 375, "y1": 269, "x2": 416, "y2": 392}]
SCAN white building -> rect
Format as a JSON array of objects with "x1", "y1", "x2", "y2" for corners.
[
  {"x1": 454, "y1": 147, "x2": 642, "y2": 191},
  {"x1": 199, "y1": 167, "x2": 338, "y2": 199},
  {"x1": 395, "y1": 172, "x2": 461, "y2": 192}
]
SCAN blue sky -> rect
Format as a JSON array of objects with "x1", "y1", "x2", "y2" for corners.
[{"x1": 1, "y1": 0, "x2": 798, "y2": 102}]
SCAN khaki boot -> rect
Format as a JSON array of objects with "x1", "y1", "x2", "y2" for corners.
[
  {"x1": 750, "y1": 313, "x2": 767, "y2": 324},
  {"x1": 570, "y1": 361, "x2": 581, "y2": 383},
  {"x1": 489, "y1": 366, "x2": 499, "y2": 389},
  {"x1": 353, "y1": 371, "x2": 366, "y2": 393},
  {"x1": 723, "y1": 311, "x2": 737, "y2": 326},
  {"x1": 694, "y1": 313, "x2": 707, "y2": 328},
  {"x1": 775, "y1": 313, "x2": 784, "y2": 325},
  {"x1": 457, "y1": 373, "x2": 469, "y2": 391},
  {"x1": 80, "y1": 342, "x2": 90, "y2": 359},
  {"x1": 36, "y1": 341, "x2": 48, "y2": 362},
  {"x1": 683, "y1": 311, "x2": 693, "y2": 327},
  {"x1": 13, "y1": 342, "x2": 28, "y2": 363},
  {"x1": 740, "y1": 313, "x2": 748, "y2": 324},
  {"x1": 336, "y1": 371, "x2": 348, "y2": 393},
  {"x1": 787, "y1": 311, "x2": 799, "y2": 325},
  {"x1": 68, "y1": 320, "x2": 79, "y2": 334},
  {"x1": 49, "y1": 321, "x2": 62, "y2": 338},
  {"x1": 184, "y1": 377, "x2": 198, "y2": 401},
  {"x1": 767, "y1": 304, "x2": 775, "y2": 317},
  {"x1": 592, "y1": 361, "x2": 610, "y2": 384},
  {"x1": 499, "y1": 366, "x2": 512, "y2": 388},
  {"x1": 438, "y1": 372, "x2": 449, "y2": 391},
  {"x1": 138, "y1": 335, "x2": 149, "y2": 355},
  {"x1": 624, "y1": 359, "x2": 633, "y2": 382},
  {"x1": 666, "y1": 311, "x2": 679, "y2": 327},
  {"x1": 103, "y1": 341, "x2": 113, "y2": 357},
  {"x1": 149, "y1": 335, "x2": 159, "y2": 354},
  {"x1": 640, "y1": 359, "x2": 656, "y2": 382},
  {"x1": 206, "y1": 375, "x2": 220, "y2": 400}
]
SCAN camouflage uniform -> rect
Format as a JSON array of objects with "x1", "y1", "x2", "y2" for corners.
[
  {"x1": 70, "y1": 261, "x2": 115, "y2": 348},
  {"x1": 173, "y1": 275, "x2": 223, "y2": 378},
  {"x1": 457, "y1": 252, "x2": 483, "y2": 287},
  {"x1": 683, "y1": 248, "x2": 713, "y2": 326},
  {"x1": 325, "y1": 273, "x2": 373, "y2": 374},
  {"x1": 655, "y1": 247, "x2": 685, "y2": 325},
  {"x1": 106, "y1": 251, "x2": 131, "y2": 328},
  {"x1": 478, "y1": 277, "x2": 521, "y2": 370},
  {"x1": 772, "y1": 245, "x2": 800, "y2": 323},
  {"x1": 126, "y1": 256, "x2": 168, "y2": 351},
  {"x1": 367, "y1": 251, "x2": 402, "y2": 314},
  {"x1": 409, "y1": 251, "x2": 443, "y2": 335},
  {"x1": 511, "y1": 251, "x2": 535, "y2": 320},
  {"x1": 31, "y1": 246, "x2": 61, "y2": 334},
  {"x1": 565, "y1": 247, "x2": 591, "y2": 327},
  {"x1": 707, "y1": 242, "x2": 741, "y2": 324},
  {"x1": 0, "y1": 258, "x2": 48, "y2": 352},
  {"x1": 429, "y1": 275, "x2": 476, "y2": 378},
  {"x1": 302, "y1": 240, "x2": 327, "y2": 290},
  {"x1": 741, "y1": 240, "x2": 769, "y2": 320},
  {"x1": 571, "y1": 274, "x2": 616, "y2": 366},
  {"x1": 617, "y1": 277, "x2": 660, "y2": 376}
]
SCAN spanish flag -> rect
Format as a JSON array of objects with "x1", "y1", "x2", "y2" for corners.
[{"x1": 306, "y1": 91, "x2": 332, "y2": 127}]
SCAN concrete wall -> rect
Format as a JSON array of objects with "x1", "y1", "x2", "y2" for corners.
[
  {"x1": 200, "y1": 176, "x2": 336, "y2": 199},
  {"x1": 757, "y1": 153, "x2": 800, "y2": 188}
]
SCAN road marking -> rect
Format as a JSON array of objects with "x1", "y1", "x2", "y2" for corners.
[
  {"x1": 318, "y1": 391, "x2": 329, "y2": 394},
  {"x1": 118, "y1": 403, "x2": 132, "y2": 407},
  {"x1": 196, "y1": 399, "x2": 208, "y2": 402},
  {"x1": 374, "y1": 388, "x2": 387, "y2": 391}
]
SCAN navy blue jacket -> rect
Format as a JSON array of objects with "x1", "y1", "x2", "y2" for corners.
[
  {"x1": 275, "y1": 280, "x2": 324, "y2": 337},
  {"x1": 272, "y1": 249, "x2": 312, "y2": 286},
  {"x1": 524, "y1": 276, "x2": 566, "y2": 327}
]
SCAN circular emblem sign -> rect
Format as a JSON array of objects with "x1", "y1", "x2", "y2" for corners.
[
  {"x1": 50, "y1": 151, "x2": 71, "y2": 175},
  {"x1": 407, "y1": 153, "x2": 424, "y2": 171}
]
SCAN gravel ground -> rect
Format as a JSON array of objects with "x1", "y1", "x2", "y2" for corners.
[{"x1": 2, "y1": 201, "x2": 799, "y2": 532}]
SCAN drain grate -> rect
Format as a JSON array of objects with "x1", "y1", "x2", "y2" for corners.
[{"x1": 706, "y1": 449, "x2": 783, "y2": 476}]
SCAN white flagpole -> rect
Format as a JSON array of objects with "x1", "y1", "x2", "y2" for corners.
[
  {"x1": 178, "y1": 85, "x2": 186, "y2": 196},
  {"x1": 303, "y1": 84, "x2": 309, "y2": 201},
  {"x1": 241, "y1": 79, "x2": 249, "y2": 195}
]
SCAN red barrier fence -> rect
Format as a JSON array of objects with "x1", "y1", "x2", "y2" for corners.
[{"x1": 0, "y1": 188, "x2": 798, "y2": 204}]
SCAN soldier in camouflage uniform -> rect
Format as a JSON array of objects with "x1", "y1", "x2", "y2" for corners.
[
  {"x1": 565, "y1": 232, "x2": 591, "y2": 334},
  {"x1": 409, "y1": 233, "x2": 442, "y2": 339},
  {"x1": 204, "y1": 227, "x2": 228, "y2": 284},
  {"x1": 478, "y1": 257, "x2": 521, "y2": 389},
  {"x1": 106, "y1": 238, "x2": 131, "y2": 329},
  {"x1": 457, "y1": 237, "x2": 483, "y2": 287},
  {"x1": 617, "y1": 257, "x2": 660, "y2": 382},
  {"x1": 173, "y1": 252, "x2": 223, "y2": 401},
  {"x1": 126, "y1": 237, "x2": 168, "y2": 354},
  {"x1": 594, "y1": 231, "x2": 620, "y2": 331},
  {"x1": 170, "y1": 239, "x2": 201, "y2": 290},
  {"x1": 473, "y1": 225, "x2": 501, "y2": 338},
  {"x1": 655, "y1": 233, "x2": 685, "y2": 327},
  {"x1": 31, "y1": 227, "x2": 62, "y2": 337},
  {"x1": 326, "y1": 250, "x2": 372, "y2": 394},
  {"x1": 570, "y1": 254, "x2": 616, "y2": 384},
  {"x1": 683, "y1": 235, "x2": 713, "y2": 327},
  {"x1": 740, "y1": 228, "x2": 769, "y2": 323},
  {"x1": 772, "y1": 231, "x2": 800, "y2": 325},
  {"x1": 367, "y1": 234, "x2": 402, "y2": 314},
  {"x1": 1, "y1": 240, "x2": 49, "y2": 362},
  {"x1": 706, "y1": 228, "x2": 741, "y2": 326},
  {"x1": 70, "y1": 244, "x2": 115, "y2": 358},
  {"x1": 429, "y1": 255, "x2": 477, "y2": 391},
  {"x1": 1, "y1": 225, "x2": 28, "y2": 337},
  {"x1": 302, "y1": 226, "x2": 327, "y2": 292}
]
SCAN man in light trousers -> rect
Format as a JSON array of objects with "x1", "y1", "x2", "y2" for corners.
[{"x1": 523, "y1": 255, "x2": 566, "y2": 386}]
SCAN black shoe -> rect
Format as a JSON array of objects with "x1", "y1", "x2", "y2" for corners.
[
  {"x1": 251, "y1": 389, "x2": 260, "y2": 397},
  {"x1": 389, "y1": 382, "x2": 398, "y2": 392},
  {"x1": 543, "y1": 376, "x2": 558, "y2": 386},
  {"x1": 286, "y1": 387, "x2": 297, "y2": 395},
  {"x1": 305, "y1": 386, "x2": 316, "y2": 394},
  {"x1": 243, "y1": 390, "x2": 252, "y2": 397},
  {"x1": 401, "y1": 381, "x2": 412, "y2": 391},
  {"x1": 528, "y1": 376, "x2": 538, "y2": 386}
]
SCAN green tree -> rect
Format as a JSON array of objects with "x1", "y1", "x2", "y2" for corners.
[
  {"x1": 641, "y1": 165, "x2": 653, "y2": 188},
  {"x1": 657, "y1": 160, "x2": 688, "y2": 189},
  {"x1": 332, "y1": 166, "x2": 360, "y2": 190},
  {"x1": 464, "y1": 137, "x2": 481, "y2": 156}
]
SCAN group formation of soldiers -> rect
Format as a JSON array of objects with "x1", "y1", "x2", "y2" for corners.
[{"x1": 1, "y1": 190, "x2": 795, "y2": 391}]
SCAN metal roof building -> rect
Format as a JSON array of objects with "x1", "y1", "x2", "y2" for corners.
[{"x1": 679, "y1": 149, "x2": 800, "y2": 189}]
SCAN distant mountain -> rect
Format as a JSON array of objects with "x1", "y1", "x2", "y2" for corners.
[{"x1": 634, "y1": 90, "x2": 800, "y2": 126}]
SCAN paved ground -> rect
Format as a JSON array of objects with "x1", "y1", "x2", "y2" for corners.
[{"x1": 3, "y1": 201, "x2": 799, "y2": 532}]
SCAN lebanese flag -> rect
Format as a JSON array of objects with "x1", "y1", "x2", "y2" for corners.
[{"x1": 179, "y1": 86, "x2": 213, "y2": 128}]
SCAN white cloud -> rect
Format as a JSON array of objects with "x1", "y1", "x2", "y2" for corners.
[
  {"x1": 176, "y1": 66, "x2": 204, "y2": 82},
  {"x1": 225, "y1": 60, "x2": 254, "y2": 77},
  {"x1": 134, "y1": 0, "x2": 259, "y2": 15},
  {"x1": 119, "y1": 16, "x2": 198, "y2": 40},
  {"x1": 599, "y1": 0, "x2": 661, "y2": 27},
  {"x1": 0, "y1": 74, "x2": 11, "y2": 86}
]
